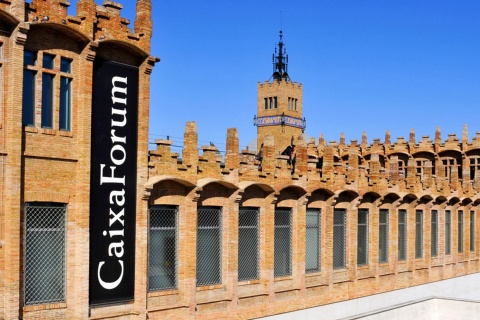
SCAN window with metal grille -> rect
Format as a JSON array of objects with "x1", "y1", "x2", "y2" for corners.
[
  {"x1": 415, "y1": 210, "x2": 423, "y2": 258},
  {"x1": 306, "y1": 208, "x2": 321, "y2": 273},
  {"x1": 197, "y1": 207, "x2": 222, "y2": 286},
  {"x1": 398, "y1": 209, "x2": 407, "y2": 261},
  {"x1": 333, "y1": 209, "x2": 346, "y2": 269},
  {"x1": 431, "y1": 210, "x2": 438, "y2": 257},
  {"x1": 445, "y1": 210, "x2": 451, "y2": 255},
  {"x1": 379, "y1": 209, "x2": 389, "y2": 263},
  {"x1": 458, "y1": 210, "x2": 464, "y2": 253},
  {"x1": 238, "y1": 207, "x2": 259, "y2": 281},
  {"x1": 357, "y1": 209, "x2": 368, "y2": 266},
  {"x1": 274, "y1": 208, "x2": 292, "y2": 277},
  {"x1": 470, "y1": 211, "x2": 475, "y2": 252},
  {"x1": 24, "y1": 203, "x2": 66, "y2": 305},
  {"x1": 148, "y1": 206, "x2": 177, "y2": 291}
]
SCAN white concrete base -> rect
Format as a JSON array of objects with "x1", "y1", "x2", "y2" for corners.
[{"x1": 260, "y1": 273, "x2": 480, "y2": 320}]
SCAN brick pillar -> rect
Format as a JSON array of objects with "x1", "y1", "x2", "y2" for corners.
[
  {"x1": 322, "y1": 146, "x2": 334, "y2": 180},
  {"x1": 77, "y1": 0, "x2": 96, "y2": 36},
  {"x1": 183, "y1": 122, "x2": 199, "y2": 168},
  {"x1": 262, "y1": 135, "x2": 275, "y2": 173},
  {"x1": 225, "y1": 128, "x2": 239, "y2": 170},
  {"x1": 407, "y1": 158, "x2": 416, "y2": 188},
  {"x1": 296, "y1": 139, "x2": 308, "y2": 175},
  {"x1": 347, "y1": 145, "x2": 358, "y2": 182},
  {"x1": 370, "y1": 153, "x2": 380, "y2": 186},
  {"x1": 134, "y1": 0, "x2": 152, "y2": 52}
]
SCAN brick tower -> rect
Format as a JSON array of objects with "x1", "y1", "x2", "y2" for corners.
[{"x1": 255, "y1": 30, "x2": 305, "y2": 155}]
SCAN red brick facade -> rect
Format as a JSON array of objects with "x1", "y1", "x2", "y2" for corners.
[
  {"x1": 1, "y1": 1, "x2": 480, "y2": 320},
  {"x1": 0, "y1": 1, "x2": 156, "y2": 319}
]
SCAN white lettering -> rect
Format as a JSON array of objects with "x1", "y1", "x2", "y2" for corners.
[
  {"x1": 111, "y1": 76, "x2": 128, "y2": 105},
  {"x1": 97, "y1": 260, "x2": 124, "y2": 290},
  {"x1": 110, "y1": 144, "x2": 126, "y2": 166},
  {"x1": 100, "y1": 165, "x2": 125, "y2": 185}
]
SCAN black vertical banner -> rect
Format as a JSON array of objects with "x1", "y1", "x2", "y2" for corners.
[{"x1": 89, "y1": 60, "x2": 138, "y2": 305}]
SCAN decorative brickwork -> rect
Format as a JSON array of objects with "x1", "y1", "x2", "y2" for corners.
[{"x1": 0, "y1": 1, "x2": 156, "y2": 319}]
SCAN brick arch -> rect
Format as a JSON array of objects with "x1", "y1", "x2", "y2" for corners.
[
  {"x1": 240, "y1": 184, "x2": 274, "y2": 208},
  {"x1": 0, "y1": 9, "x2": 20, "y2": 34},
  {"x1": 197, "y1": 181, "x2": 237, "y2": 207},
  {"x1": 96, "y1": 40, "x2": 149, "y2": 67},
  {"x1": 27, "y1": 23, "x2": 90, "y2": 53},
  {"x1": 276, "y1": 185, "x2": 308, "y2": 208},
  {"x1": 148, "y1": 179, "x2": 196, "y2": 206}
]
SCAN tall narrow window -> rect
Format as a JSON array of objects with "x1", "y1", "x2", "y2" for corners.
[
  {"x1": 357, "y1": 209, "x2": 368, "y2": 266},
  {"x1": 197, "y1": 207, "x2": 222, "y2": 286},
  {"x1": 274, "y1": 208, "x2": 291, "y2": 277},
  {"x1": 23, "y1": 51, "x2": 37, "y2": 126},
  {"x1": 415, "y1": 210, "x2": 423, "y2": 258},
  {"x1": 333, "y1": 209, "x2": 346, "y2": 269},
  {"x1": 398, "y1": 209, "x2": 407, "y2": 261},
  {"x1": 41, "y1": 54, "x2": 55, "y2": 128},
  {"x1": 264, "y1": 98, "x2": 268, "y2": 110},
  {"x1": 431, "y1": 210, "x2": 438, "y2": 257},
  {"x1": 274, "y1": 96, "x2": 278, "y2": 108},
  {"x1": 59, "y1": 58, "x2": 72, "y2": 131},
  {"x1": 458, "y1": 210, "x2": 464, "y2": 253},
  {"x1": 469, "y1": 157, "x2": 480, "y2": 181},
  {"x1": 379, "y1": 209, "x2": 389, "y2": 263},
  {"x1": 238, "y1": 207, "x2": 259, "y2": 281},
  {"x1": 288, "y1": 97, "x2": 291, "y2": 110},
  {"x1": 148, "y1": 206, "x2": 177, "y2": 291},
  {"x1": 470, "y1": 211, "x2": 475, "y2": 252},
  {"x1": 24, "y1": 203, "x2": 66, "y2": 305},
  {"x1": 306, "y1": 208, "x2": 321, "y2": 273},
  {"x1": 445, "y1": 210, "x2": 451, "y2": 255}
]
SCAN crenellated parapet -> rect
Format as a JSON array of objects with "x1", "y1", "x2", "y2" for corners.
[
  {"x1": 1, "y1": 0, "x2": 153, "y2": 54},
  {"x1": 148, "y1": 123, "x2": 480, "y2": 201}
]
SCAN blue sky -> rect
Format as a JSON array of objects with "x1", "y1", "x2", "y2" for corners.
[{"x1": 71, "y1": 1, "x2": 479, "y2": 153}]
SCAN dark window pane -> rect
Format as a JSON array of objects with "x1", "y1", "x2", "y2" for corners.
[
  {"x1": 60, "y1": 58, "x2": 72, "y2": 73},
  {"x1": 59, "y1": 77, "x2": 71, "y2": 131},
  {"x1": 41, "y1": 73, "x2": 54, "y2": 128},
  {"x1": 238, "y1": 208, "x2": 259, "y2": 281},
  {"x1": 43, "y1": 54, "x2": 54, "y2": 70},
  {"x1": 357, "y1": 209, "x2": 368, "y2": 266},
  {"x1": 24, "y1": 51, "x2": 37, "y2": 66},
  {"x1": 22, "y1": 70, "x2": 36, "y2": 126},
  {"x1": 274, "y1": 208, "x2": 291, "y2": 277}
]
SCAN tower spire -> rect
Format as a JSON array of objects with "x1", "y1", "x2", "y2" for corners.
[{"x1": 272, "y1": 30, "x2": 290, "y2": 82}]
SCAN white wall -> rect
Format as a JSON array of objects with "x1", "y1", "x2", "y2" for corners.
[{"x1": 260, "y1": 273, "x2": 480, "y2": 320}]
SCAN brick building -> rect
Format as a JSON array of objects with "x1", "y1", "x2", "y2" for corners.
[
  {"x1": 1, "y1": 1, "x2": 479, "y2": 320},
  {"x1": 0, "y1": 0, "x2": 157, "y2": 319}
]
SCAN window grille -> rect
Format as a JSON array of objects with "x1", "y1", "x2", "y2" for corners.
[
  {"x1": 431, "y1": 210, "x2": 438, "y2": 257},
  {"x1": 197, "y1": 207, "x2": 222, "y2": 286},
  {"x1": 306, "y1": 208, "x2": 321, "y2": 273},
  {"x1": 458, "y1": 210, "x2": 464, "y2": 253},
  {"x1": 398, "y1": 209, "x2": 407, "y2": 261},
  {"x1": 445, "y1": 210, "x2": 451, "y2": 255},
  {"x1": 333, "y1": 209, "x2": 346, "y2": 269},
  {"x1": 148, "y1": 206, "x2": 177, "y2": 291},
  {"x1": 274, "y1": 208, "x2": 292, "y2": 277},
  {"x1": 24, "y1": 203, "x2": 66, "y2": 305},
  {"x1": 415, "y1": 210, "x2": 423, "y2": 258},
  {"x1": 357, "y1": 209, "x2": 368, "y2": 266},
  {"x1": 470, "y1": 211, "x2": 475, "y2": 252},
  {"x1": 238, "y1": 207, "x2": 259, "y2": 281},
  {"x1": 379, "y1": 209, "x2": 389, "y2": 263}
]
